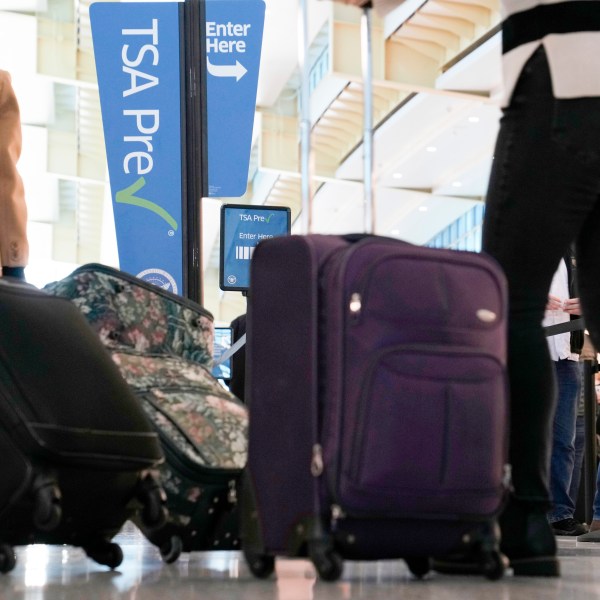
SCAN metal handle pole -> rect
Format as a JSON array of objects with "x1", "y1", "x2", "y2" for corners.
[
  {"x1": 299, "y1": 0, "x2": 312, "y2": 234},
  {"x1": 361, "y1": 5, "x2": 375, "y2": 234}
]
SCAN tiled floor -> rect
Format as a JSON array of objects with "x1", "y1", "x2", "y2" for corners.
[{"x1": 1, "y1": 524, "x2": 600, "y2": 599}]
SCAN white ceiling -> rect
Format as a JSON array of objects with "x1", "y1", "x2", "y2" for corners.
[{"x1": 0, "y1": 0, "x2": 46, "y2": 9}]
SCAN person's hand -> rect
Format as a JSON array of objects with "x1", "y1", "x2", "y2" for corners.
[
  {"x1": 546, "y1": 294, "x2": 563, "y2": 311},
  {"x1": 563, "y1": 297, "x2": 582, "y2": 315}
]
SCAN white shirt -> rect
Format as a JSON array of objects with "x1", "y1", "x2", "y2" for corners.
[
  {"x1": 501, "y1": 1, "x2": 600, "y2": 105},
  {"x1": 543, "y1": 258, "x2": 579, "y2": 362}
]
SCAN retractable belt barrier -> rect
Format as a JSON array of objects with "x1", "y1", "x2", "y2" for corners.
[
  {"x1": 218, "y1": 321, "x2": 588, "y2": 367},
  {"x1": 544, "y1": 318, "x2": 585, "y2": 337},
  {"x1": 213, "y1": 333, "x2": 246, "y2": 368},
  {"x1": 582, "y1": 358, "x2": 599, "y2": 524}
]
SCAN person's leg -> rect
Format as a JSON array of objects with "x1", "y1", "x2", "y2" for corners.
[
  {"x1": 548, "y1": 359, "x2": 583, "y2": 533},
  {"x1": 434, "y1": 49, "x2": 581, "y2": 577},
  {"x1": 569, "y1": 366, "x2": 587, "y2": 512},
  {"x1": 482, "y1": 47, "x2": 600, "y2": 574},
  {"x1": 483, "y1": 48, "x2": 582, "y2": 504}
]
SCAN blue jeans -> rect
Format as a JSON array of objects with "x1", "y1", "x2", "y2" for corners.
[
  {"x1": 548, "y1": 359, "x2": 581, "y2": 522},
  {"x1": 482, "y1": 46, "x2": 600, "y2": 506}
]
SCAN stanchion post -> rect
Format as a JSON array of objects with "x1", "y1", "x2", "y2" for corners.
[
  {"x1": 583, "y1": 359, "x2": 598, "y2": 524},
  {"x1": 182, "y1": 0, "x2": 208, "y2": 304}
]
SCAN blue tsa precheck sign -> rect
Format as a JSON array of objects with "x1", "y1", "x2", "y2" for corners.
[
  {"x1": 220, "y1": 204, "x2": 291, "y2": 292},
  {"x1": 90, "y1": 2, "x2": 184, "y2": 294},
  {"x1": 205, "y1": 0, "x2": 265, "y2": 198}
]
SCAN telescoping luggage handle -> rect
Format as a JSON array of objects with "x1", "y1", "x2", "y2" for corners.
[
  {"x1": 220, "y1": 0, "x2": 377, "y2": 365},
  {"x1": 301, "y1": 0, "x2": 376, "y2": 234}
]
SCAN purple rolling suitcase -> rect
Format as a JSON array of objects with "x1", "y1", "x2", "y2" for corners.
[{"x1": 241, "y1": 233, "x2": 509, "y2": 581}]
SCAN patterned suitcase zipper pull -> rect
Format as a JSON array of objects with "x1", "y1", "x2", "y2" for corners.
[{"x1": 228, "y1": 480, "x2": 238, "y2": 504}]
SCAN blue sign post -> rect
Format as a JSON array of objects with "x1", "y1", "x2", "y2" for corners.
[
  {"x1": 205, "y1": 0, "x2": 266, "y2": 197},
  {"x1": 91, "y1": 2, "x2": 184, "y2": 294}
]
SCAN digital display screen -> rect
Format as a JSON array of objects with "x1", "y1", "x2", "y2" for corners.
[
  {"x1": 212, "y1": 327, "x2": 233, "y2": 381},
  {"x1": 220, "y1": 204, "x2": 291, "y2": 291}
]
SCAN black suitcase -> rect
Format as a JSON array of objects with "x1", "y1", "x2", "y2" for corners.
[{"x1": 0, "y1": 278, "x2": 167, "y2": 574}]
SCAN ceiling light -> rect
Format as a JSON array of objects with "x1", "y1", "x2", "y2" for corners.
[
  {"x1": 392, "y1": 173, "x2": 403, "y2": 180},
  {"x1": 426, "y1": 146, "x2": 437, "y2": 153},
  {"x1": 468, "y1": 116, "x2": 480, "y2": 123},
  {"x1": 452, "y1": 181, "x2": 462, "y2": 187}
]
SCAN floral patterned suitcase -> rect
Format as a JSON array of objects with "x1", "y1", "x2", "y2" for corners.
[{"x1": 45, "y1": 264, "x2": 247, "y2": 562}]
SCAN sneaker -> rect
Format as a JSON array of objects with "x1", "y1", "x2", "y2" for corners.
[{"x1": 550, "y1": 518, "x2": 588, "y2": 536}]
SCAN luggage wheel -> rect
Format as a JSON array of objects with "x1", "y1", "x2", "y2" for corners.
[
  {"x1": 480, "y1": 549, "x2": 506, "y2": 581},
  {"x1": 478, "y1": 521, "x2": 506, "y2": 581},
  {"x1": 405, "y1": 557, "x2": 431, "y2": 579},
  {"x1": 33, "y1": 481, "x2": 62, "y2": 532},
  {"x1": 84, "y1": 541, "x2": 124, "y2": 570},
  {"x1": 137, "y1": 473, "x2": 168, "y2": 530},
  {"x1": 244, "y1": 548, "x2": 275, "y2": 579},
  {"x1": 0, "y1": 544, "x2": 16, "y2": 574},
  {"x1": 159, "y1": 535, "x2": 183, "y2": 564},
  {"x1": 308, "y1": 541, "x2": 343, "y2": 582}
]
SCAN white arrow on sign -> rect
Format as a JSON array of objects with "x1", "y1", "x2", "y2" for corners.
[{"x1": 206, "y1": 58, "x2": 248, "y2": 81}]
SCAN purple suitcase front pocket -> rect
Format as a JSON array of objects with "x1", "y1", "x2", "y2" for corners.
[{"x1": 337, "y1": 345, "x2": 508, "y2": 518}]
